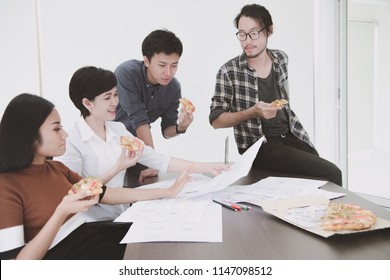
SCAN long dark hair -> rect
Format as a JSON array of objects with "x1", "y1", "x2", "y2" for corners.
[{"x1": 0, "y1": 93, "x2": 55, "y2": 172}]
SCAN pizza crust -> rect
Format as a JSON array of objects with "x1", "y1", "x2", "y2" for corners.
[
  {"x1": 120, "y1": 136, "x2": 145, "y2": 152},
  {"x1": 68, "y1": 176, "x2": 103, "y2": 196},
  {"x1": 271, "y1": 99, "x2": 288, "y2": 108},
  {"x1": 179, "y1": 98, "x2": 195, "y2": 113},
  {"x1": 322, "y1": 202, "x2": 376, "y2": 231}
]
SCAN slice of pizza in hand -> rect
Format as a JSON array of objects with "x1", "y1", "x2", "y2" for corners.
[
  {"x1": 321, "y1": 202, "x2": 377, "y2": 231},
  {"x1": 179, "y1": 98, "x2": 195, "y2": 113},
  {"x1": 120, "y1": 136, "x2": 145, "y2": 152},
  {"x1": 68, "y1": 176, "x2": 103, "y2": 196},
  {"x1": 271, "y1": 99, "x2": 289, "y2": 108}
]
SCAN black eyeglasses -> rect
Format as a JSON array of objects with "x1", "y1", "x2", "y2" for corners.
[{"x1": 236, "y1": 27, "x2": 266, "y2": 41}]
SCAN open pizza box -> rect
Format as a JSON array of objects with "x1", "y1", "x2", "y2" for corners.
[{"x1": 259, "y1": 195, "x2": 390, "y2": 238}]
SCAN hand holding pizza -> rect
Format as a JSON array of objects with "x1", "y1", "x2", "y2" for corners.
[
  {"x1": 270, "y1": 99, "x2": 288, "y2": 108},
  {"x1": 179, "y1": 98, "x2": 195, "y2": 113},
  {"x1": 120, "y1": 136, "x2": 145, "y2": 153},
  {"x1": 115, "y1": 146, "x2": 143, "y2": 171},
  {"x1": 68, "y1": 176, "x2": 104, "y2": 196},
  {"x1": 177, "y1": 98, "x2": 195, "y2": 132},
  {"x1": 58, "y1": 190, "x2": 99, "y2": 216},
  {"x1": 253, "y1": 101, "x2": 280, "y2": 120}
]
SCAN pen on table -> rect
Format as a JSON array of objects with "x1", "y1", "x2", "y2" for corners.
[
  {"x1": 213, "y1": 200, "x2": 241, "y2": 211},
  {"x1": 224, "y1": 200, "x2": 252, "y2": 211}
]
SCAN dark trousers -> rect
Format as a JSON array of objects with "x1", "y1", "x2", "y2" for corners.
[
  {"x1": 124, "y1": 163, "x2": 148, "y2": 188},
  {"x1": 43, "y1": 221, "x2": 131, "y2": 260},
  {"x1": 243, "y1": 132, "x2": 342, "y2": 186}
]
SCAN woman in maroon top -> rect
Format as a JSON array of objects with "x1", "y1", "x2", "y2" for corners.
[{"x1": 0, "y1": 93, "x2": 193, "y2": 259}]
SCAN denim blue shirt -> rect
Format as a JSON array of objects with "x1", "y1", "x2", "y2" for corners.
[{"x1": 114, "y1": 59, "x2": 181, "y2": 136}]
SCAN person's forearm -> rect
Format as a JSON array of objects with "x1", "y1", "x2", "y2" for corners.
[
  {"x1": 211, "y1": 109, "x2": 256, "y2": 129},
  {"x1": 163, "y1": 125, "x2": 178, "y2": 139},
  {"x1": 136, "y1": 124, "x2": 154, "y2": 148},
  {"x1": 101, "y1": 187, "x2": 174, "y2": 204},
  {"x1": 16, "y1": 210, "x2": 68, "y2": 259},
  {"x1": 100, "y1": 165, "x2": 122, "y2": 185},
  {"x1": 167, "y1": 158, "x2": 211, "y2": 173}
]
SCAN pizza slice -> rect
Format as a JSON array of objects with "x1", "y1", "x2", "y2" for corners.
[
  {"x1": 120, "y1": 136, "x2": 145, "y2": 152},
  {"x1": 271, "y1": 99, "x2": 289, "y2": 108},
  {"x1": 321, "y1": 202, "x2": 376, "y2": 231},
  {"x1": 179, "y1": 98, "x2": 195, "y2": 113},
  {"x1": 68, "y1": 176, "x2": 103, "y2": 196}
]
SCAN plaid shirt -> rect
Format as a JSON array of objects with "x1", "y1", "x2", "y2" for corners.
[{"x1": 209, "y1": 49, "x2": 313, "y2": 151}]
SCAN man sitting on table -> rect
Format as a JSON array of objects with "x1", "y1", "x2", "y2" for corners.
[{"x1": 209, "y1": 4, "x2": 342, "y2": 186}]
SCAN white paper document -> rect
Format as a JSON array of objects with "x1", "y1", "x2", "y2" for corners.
[
  {"x1": 115, "y1": 194, "x2": 212, "y2": 223},
  {"x1": 115, "y1": 137, "x2": 263, "y2": 243},
  {"x1": 213, "y1": 176, "x2": 345, "y2": 207},
  {"x1": 120, "y1": 202, "x2": 222, "y2": 243},
  {"x1": 133, "y1": 137, "x2": 264, "y2": 199}
]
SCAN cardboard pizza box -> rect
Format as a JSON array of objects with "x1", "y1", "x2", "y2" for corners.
[{"x1": 260, "y1": 195, "x2": 390, "y2": 238}]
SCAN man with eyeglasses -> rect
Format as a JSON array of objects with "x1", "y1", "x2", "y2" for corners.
[{"x1": 209, "y1": 4, "x2": 342, "y2": 186}]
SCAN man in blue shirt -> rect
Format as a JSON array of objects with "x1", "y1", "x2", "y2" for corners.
[{"x1": 115, "y1": 29, "x2": 193, "y2": 184}]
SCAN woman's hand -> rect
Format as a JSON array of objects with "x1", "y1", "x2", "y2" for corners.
[
  {"x1": 55, "y1": 191, "x2": 99, "y2": 218},
  {"x1": 208, "y1": 163, "x2": 230, "y2": 176},
  {"x1": 114, "y1": 147, "x2": 143, "y2": 171},
  {"x1": 166, "y1": 167, "x2": 194, "y2": 197}
]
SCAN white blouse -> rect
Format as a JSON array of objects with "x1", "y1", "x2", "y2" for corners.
[{"x1": 56, "y1": 117, "x2": 171, "y2": 220}]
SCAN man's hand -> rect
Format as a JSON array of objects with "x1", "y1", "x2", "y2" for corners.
[
  {"x1": 139, "y1": 168, "x2": 159, "y2": 184},
  {"x1": 178, "y1": 108, "x2": 194, "y2": 131},
  {"x1": 252, "y1": 101, "x2": 282, "y2": 119}
]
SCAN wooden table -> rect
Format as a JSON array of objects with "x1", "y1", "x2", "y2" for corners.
[{"x1": 124, "y1": 168, "x2": 390, "y2": 259}]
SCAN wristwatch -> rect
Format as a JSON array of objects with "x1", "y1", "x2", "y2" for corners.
[{"x1": 175, "y1": 124, "x2": 186, "y2": 134}]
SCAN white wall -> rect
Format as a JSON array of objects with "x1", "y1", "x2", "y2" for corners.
[
  {"x1": 0, "y1": 0, "x2": 41, "y2": 117},
  {"x1": 1, "y1": 0, "x2": 316, "y2": 164},
  {"x1": 348, "y1": 1, "x2": 390, "y2": 153}
]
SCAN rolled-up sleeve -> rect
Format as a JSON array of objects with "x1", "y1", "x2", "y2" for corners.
[
  {"x1": 115, "y1": 65, "x2": 150, "y2": 132},
  {"x1": 209, "y1": 66, "x2": 233, "y2": 124},
  {"x1": 138, "y1": 145, "x2": 172, "y2": 173}
]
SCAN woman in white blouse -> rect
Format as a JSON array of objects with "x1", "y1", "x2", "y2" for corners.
[{"x1": 56, "y1": 66, "x2": 229, "y2": 220}]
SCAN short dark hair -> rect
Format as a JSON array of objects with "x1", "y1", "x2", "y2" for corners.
[
  {"x1": 0, "y1": 93, "x2": 55, "y2": 173},
  {"x1": 69, "y1": 66, "x2": 117, "y2": 117},
  {"x1": 234, "y1": 4, "x2": 273, "y2": 35},
  {"x1": 142, "y1": 29, "x2": 183, "y2": 61}
]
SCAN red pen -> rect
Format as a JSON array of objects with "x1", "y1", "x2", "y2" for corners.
[
  {"x1": 213, "y1": 200, "x2": 241, "y2": 211},
  {"x1": 230, "y1": 203, "x2": 242, "y2": 211},
  {"x1": 224, "y1": 200, "x2": 251, "y2": 211}
]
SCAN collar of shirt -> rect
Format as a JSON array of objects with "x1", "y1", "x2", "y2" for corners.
[
  {"x1": 238, "y1": 49, "x2": 281, "y2": 70},
  {"x1": 77, "y1": 117, "x2": 118, "y2": 143},
  {"x1": 141, "y1": 62, "x2": 161, "y2": 94}
]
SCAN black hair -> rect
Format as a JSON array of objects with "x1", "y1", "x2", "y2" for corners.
[
  {"x1": 142, "y1": 29, "x2": 183, "y2": 61},
  {"x1": 234, "y1": 4, "x2": 273, "y2": 35},
  {"x1": 0, "y1": 93, "x2": 55, "y2": 173},
  {"x1": 69, "y1": 66, "x2": 117, "y2": 117}
]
